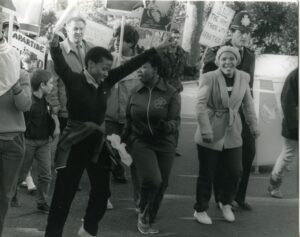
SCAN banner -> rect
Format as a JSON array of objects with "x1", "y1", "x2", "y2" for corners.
[
  {"x1": 11, "y1": 31, "x2": 46, "y2": 69},
  {"x1": 105, "y1": 0, "x2": 143, "y2": 13},
  {"x1": 13, "y1": 0, "x2": 44, "y2": 35},
  {"x1": 0, "y1": 0, "x2": 16, "y2": 12},
  {"x1": 140, "y1": 0, "x2": 175, "y2": 32},
  {"x1": 199, "y1": 2, "x2": 235, "y2": 47},
  {"x1": 84, "y1": 19, "x2": 113, "y2": 48}
]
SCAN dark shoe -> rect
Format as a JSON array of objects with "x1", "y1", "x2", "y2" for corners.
[
  {"x1": 37, "y1": 203, "x2": 50, "y2": 214},
  {"x1": 28, "y1": 189, "x2": 37, "y2": 196},
  {"x1": 235, "y1": 200, "x2": 252, "y2": 211},
  {"x1": 175, "y1": 149, "x2": 181, "y2": 157},
  {"x1": 11, "y1": 196, "x2": 20, "y2": 207},
  {"x1": 113, "y1": 176, "x2": 128, "y2": 184}
]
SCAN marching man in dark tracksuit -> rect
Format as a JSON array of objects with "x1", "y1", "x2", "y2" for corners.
[
  {"x1": 202, "y1": 11, "x2": 256, "y2": 211},
  {"x1": 123, "y1": 54, "x2": 180, "y2": 234}
]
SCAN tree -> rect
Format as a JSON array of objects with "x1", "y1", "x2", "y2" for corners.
[{"x1": 40, "y1": 11, "x2": 57, "y2": 36}]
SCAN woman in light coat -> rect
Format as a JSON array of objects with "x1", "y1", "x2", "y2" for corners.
[{"x1": 193, "y1": 46, "x2": 259, "y2": 224}]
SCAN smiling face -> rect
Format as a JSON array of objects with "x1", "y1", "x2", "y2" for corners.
[
  {"x1": 66, "y1": 20, "x2": 86, "y2": 45},
  {"x1": 218, "y1": 52, "x2": 238, "y2": 77},
  {"x1": 87, "y1": 58, "x2": 113, "y2": 84}
]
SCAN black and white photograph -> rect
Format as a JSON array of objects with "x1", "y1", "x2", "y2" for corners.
[
  {"x1": 139, "y1": 0, "x2": 175, "y2": 31},
  {"x1": 0, "y1": 0, "x2": 298, "y2": 237}
]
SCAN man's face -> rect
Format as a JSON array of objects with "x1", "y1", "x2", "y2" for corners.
[
  {"x1": 66, "y1": 20, "x2": 86, "y2": 44},
  {"x1": 231, "y1": 29, "x2": 251, "y2": 48},
  {"x1": 170, "y1": 32, "x2": 180, "y2": 47},
  {"x1": 151, "y1": 10, "x2": 161, "y2": 23},
  {"x1": 88, "y1": 58, "x2": 113, "y2": 84},
  {"x1": 2, "y1": 25, "x2": 18, "y2": 40}
]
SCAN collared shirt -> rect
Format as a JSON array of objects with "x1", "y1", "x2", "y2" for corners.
[{"x1": 84, "y1": 69, "x2": 99, "y2": 89}]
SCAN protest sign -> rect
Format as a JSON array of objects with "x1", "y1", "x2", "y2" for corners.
[
  {"x1": 84, "y1": 19, "x2": 113, "y2": 48},
  {"x1": 105, "y1": 0, "x2": 143, "y2": 14},
  {"x1": 13, "y1": 0, "x2": 43, "y2": 35},
  {"x1": 140, "y1": 0, "x2": 175, "y2": 32},
  {"x1": 11, "y1": 31, "x2": 46, "y2": 69},
  {"x1": 199, "y1": 2, "x2": 235, "y2": 47}
]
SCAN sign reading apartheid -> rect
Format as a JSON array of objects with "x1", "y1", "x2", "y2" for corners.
[
  {"x1": 12, "y1": 31, "x2": 46, "y2": 69},
  {"x1": 84, "y1": 19, "x2": 113, "y2": 48},
  {"x1": 199, "y1": 3, "x2": 235, "y2": 47}
]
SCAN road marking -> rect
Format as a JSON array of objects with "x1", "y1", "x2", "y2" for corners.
[
  {"x1": 6, "y1": 227, "x2": 45, "y2": 235},
  {"x1": 163, "y1": 194, "x2": 298, "y2": 203},
  {"x1": 177, "y1": 174, "x2": 280, "y2": 180}
]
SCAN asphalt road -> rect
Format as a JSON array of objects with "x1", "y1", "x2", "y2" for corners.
[{"x1": 3, "y1": 118, "x2": 299, "y2": 237}]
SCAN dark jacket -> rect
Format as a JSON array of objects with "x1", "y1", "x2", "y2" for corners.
[
  {"x1": 281, "y1": 68, "x2": 298, "y2": 140},
  {"x1": 202, "y1": 42, "x2": 256, "y2": 137},
  {"x1": 50, "y1": 44, "x2": 157, "y2": 126},
  {"x1": 25, "y1": 94, "x2": 55, "y2": 140},
  {"x1": 124, "y1": 78, "x2": 181, "y2": 151}
]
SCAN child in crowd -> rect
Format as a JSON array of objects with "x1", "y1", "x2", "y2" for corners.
[{"x1": 16, "y1": 70, "x2": 55, "y2": 213}]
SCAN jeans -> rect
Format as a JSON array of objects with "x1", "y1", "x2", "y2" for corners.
[
  {"x1": 131, "y1": 140, "x2": 175, "y2": 224},
  {"x1": 45, "y1": 133, "x2": 111, "y2": 237},
  {"x1": 194, "y1": 145, "x2": 242, "y2": 212},
  {"x1": 18, "y1": 139, "x2": 52, "y2": 205},
  {"x1": 0, "y1": 134, "x2": 25, "y2": 237},
  {"x1": 271, "y1": 137, "x2": 298, "y2": 181}
]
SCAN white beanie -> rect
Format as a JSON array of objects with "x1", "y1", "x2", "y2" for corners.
[{"x1": 215, "y1": 46, "x2": 241, "y2": 66}]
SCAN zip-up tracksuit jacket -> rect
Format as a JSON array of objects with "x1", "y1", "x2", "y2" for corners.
[{"x1": 125, "y1": 78, "x2": 181, "y2": 151}]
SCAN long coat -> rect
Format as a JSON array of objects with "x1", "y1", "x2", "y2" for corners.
[
  {"x1": 202, "y1": 43, "x2": 256, "y2": 137},
  {"x1": 194, "y1": 69, "x2": 258, "y2": 151}
]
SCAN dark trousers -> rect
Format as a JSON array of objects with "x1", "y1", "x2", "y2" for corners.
[
  {"x1": 105, "y1": 120, "x2": 126, "y2": 179},
  {"x1": 132, "y1": 140, "x2": 174, "y2": 224},
  {"x1": 214, "y1": 136, "x2": 255, "y2": 203},
  {"x1": 44, "y1": 134, "x2": 111, "y2": 237},
  {"x1": 194, "y1": 145, "x2": 242, "y2": 212}
]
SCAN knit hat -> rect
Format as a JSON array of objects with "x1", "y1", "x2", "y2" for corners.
[{"x1": 215, "y1": 46, "x2": 241, "y2": 66}]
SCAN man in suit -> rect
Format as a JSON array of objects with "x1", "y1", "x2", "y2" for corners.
[{"x1": 202, "y1": 11, "x2": 256, "y2": 211}]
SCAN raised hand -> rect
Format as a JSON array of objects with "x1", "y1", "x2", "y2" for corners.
[{"x1": 45, "y1": 24, "x2": 59, "y2": 47}]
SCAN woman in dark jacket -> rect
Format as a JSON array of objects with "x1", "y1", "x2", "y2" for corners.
[{"x1": 123, "y1": 54, "x2": 180, "y2": 234}]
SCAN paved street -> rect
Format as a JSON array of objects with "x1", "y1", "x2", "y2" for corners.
[{"x1": 3, "y1": 118, "x2": 299, "y2": 237}]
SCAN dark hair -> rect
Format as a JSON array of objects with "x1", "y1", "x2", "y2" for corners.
[
  {"x1": 148, "y1": 53, "x2": 166, "y2": 78},
  {"x1": 85, "y1": 47, "x2": 113, "y2": 68},
  {"x1": 30, "y1": 69, "x2": 52, "y2": 91},
  {"x1": 66, "y1": 16, "x2": 86, "y2": 26},
  {"x1": 114, "y1": 24, "x2": 139, "y2": 47},
  {"x1": 171, "y1": 29, "x2": 180, "y2": 34}
]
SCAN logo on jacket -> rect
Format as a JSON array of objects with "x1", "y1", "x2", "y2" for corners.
[{"x1": 154, "y1": 97, "x2": 167, "y2": 109}]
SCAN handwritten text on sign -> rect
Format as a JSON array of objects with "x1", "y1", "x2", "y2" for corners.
[
  {"x1": 12, "y1": 31, "x2": 46, "y2": 69},
  {"x1": 199, "y1": 3, "x2": 235, "y2": 47}
]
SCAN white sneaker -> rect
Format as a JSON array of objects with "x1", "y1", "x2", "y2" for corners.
[
  {"x1": 78, "y1": 224, "x2": 96, "y2": 237},
  {"x1": 193, "y1": 211, "x2": 212, "y2": 224},
  {"x1": 219, "y1": 203, "x2": 235, "y2": 222},
  {"x1": 107, "y1": 199, "x2": 113, "y2": 210},
  {"x1": 26, "y1": 175, "x2": 37, "y2": 191}
]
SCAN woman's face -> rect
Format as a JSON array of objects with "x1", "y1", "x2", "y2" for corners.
[
  {"x1": 138, "y1": 62, "x2": 157, "y2": 85},
  {"x1": 218, "y1": 52, "x2": 238, "y2": 77}
]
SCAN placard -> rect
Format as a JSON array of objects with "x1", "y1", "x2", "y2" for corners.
[
  {"x1": 11, "y1": 31, "x2": 46, "y2": 69},
  {"x1": 199, "y1": 2, "x2": 235, "y2": 47}
]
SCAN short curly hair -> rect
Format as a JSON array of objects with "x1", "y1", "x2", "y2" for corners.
[{"x1": 114, "y1": 24, "x2": 139, "y2": 47}]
